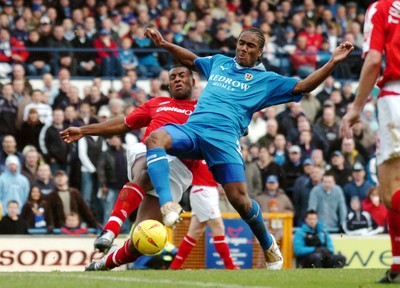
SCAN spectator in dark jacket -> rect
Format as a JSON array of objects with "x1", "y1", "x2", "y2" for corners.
[
  {"x1": 257, "y1": 146, "x2": 287, "y2": 189},
  {"x1": 343, "y1": 196, "x2": 383, "y2": 236},
  {"x1": 20, "y1": 185, "x2": 47, "y2": 229},
  {"x1": 282, "y1": 145, "x2": 304, "y2": 199},
  {"x1": 33, "y1": 164, "x2": 57, "y2": 196},
  {"x1": 44, "y1": 170, "x2": 99, "y2": 231},
  {"x1": 47, "y1": 26, "x2": 76, "y2": 75},
  {"x1": 209, "y1": 27, "x2": 237, "y2": 52},
  {"x1": 25, "y1": 30, "x2": 51, "y2": 76},
  {"x1": 11, "y1": 16, "x2": 29, "y2": 44},
  {"x1": 0, "y1": 83, "x2": 18, "y2": 140},
  {"x1": 17, "y1": 108, "x2": 45, "y2": 152},
  {"x1": 39, "y1": 109, "x2": 70, "y2": 174},
  {"x1": 0, "y1": 200, "x2": 28, "y2": 234},
  {"x1": 71, "y1": 24, "x2": 99, "y2": 76},
  {"x1": 97, "y1": 135, "x2": 128, "y2": 225},
  {"x1": 327, "y1": 150, "x2": 352, "y2": 188}
]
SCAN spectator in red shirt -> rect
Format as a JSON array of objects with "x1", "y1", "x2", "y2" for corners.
[
  {"x1": 93, "y1": 28, "x2": 123, "y2": 77},
  {"x1": 290, "y1": 35, "x2": 318, "y2": 78},
  {"x1": 0, "y1": 28, "x2": 29, "y2": 78},
  {"x1": 362, "y1": 186, "x2": 387, "y2": 228},
  {"x1": 298, "y1": 21, "x2": 324, "y2": 50}
]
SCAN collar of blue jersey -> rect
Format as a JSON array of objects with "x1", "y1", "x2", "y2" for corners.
[{"x1": 233, "y1": 57, "x2": 266, "y2": 71}]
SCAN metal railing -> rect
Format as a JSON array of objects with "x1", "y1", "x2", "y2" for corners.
[{"x1": 8, "y1": 46, "x2": 363, "y2": 81}]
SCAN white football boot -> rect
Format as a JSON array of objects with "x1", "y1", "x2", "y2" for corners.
[
  {"x1": 264, "y1": 235, "x2": 283, "y2": 270},
  {"x1": 160, "y1": 201, "x2": 183, "y2": 228}
]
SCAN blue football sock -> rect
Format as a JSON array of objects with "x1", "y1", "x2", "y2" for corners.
[
  {"x1": 146, "y1": 148, "x2": 172, "y2": 206},
  {"x1": 241, "y1": 199, "x2": 272, "y2": 250}
]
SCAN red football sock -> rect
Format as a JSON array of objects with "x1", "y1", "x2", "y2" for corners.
[
  {"x1": 170, "y1": 235, "x2": 196, "y2": 269},
  {"x1": 389, "y1": 190, "x2": 400, "y2": 272},
  {"x1": 105, "y1": 239, "x2": 138, "y2": 269},
  {"x1": 103, "y1": 182, "x2": 145, "y2": 237},
  {"x1": 213, "y1": 235, "x2": 236, "y2": 269}
]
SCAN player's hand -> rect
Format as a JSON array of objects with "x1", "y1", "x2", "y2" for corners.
[
  {"x1": 144, "y1": 27, "x2": 164, "y2": 47},
  {"x1": 60, "y1": 127, "x2": 83, "y2": 143},
  {"x1": 332, "y1": 41, "x2": 354, "y2": 64},
  {"x1": 339, "y1": 108, "x2": 361, "y2": 139}
]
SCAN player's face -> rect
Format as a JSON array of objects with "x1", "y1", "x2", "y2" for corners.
[
  {"x1": 236, "y1": 31, "x2": 263, "y2": 67},
  {"x1": 168, "y1": 67, "x2": 193, "y2": 100}
]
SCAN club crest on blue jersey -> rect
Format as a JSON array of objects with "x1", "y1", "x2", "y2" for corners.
[{"x1": 245, "y1": 73, "x2": 253, "y2": 81}]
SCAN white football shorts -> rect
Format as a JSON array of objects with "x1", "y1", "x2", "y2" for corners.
[
  {"x1": 377, "y1": 94, "x2": 400, "y2": 165},
  {"x1": 190, "y1": 185, "x2": 221, "y2": 222},
  {"x1": 126, "y1": 142, "x2": 193, "y2": 203}
]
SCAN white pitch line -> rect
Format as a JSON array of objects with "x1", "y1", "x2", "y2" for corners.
[{"x1": 51, "y1": 273, "x2": 274, "y2": 288}]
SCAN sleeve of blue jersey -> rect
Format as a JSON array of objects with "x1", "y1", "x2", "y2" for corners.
[
  {"x1": 265, "y1": 73, "x2": 302, "y2": 105},
  {"x1": 194, "y1": 55, "x2": 220, "y2": 79}
]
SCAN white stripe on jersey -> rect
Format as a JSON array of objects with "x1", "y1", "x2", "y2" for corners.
[{"x1": 363, "y1": 2, "x2": 379, "y2": 55}]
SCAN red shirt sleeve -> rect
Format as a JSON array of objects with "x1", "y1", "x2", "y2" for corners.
[{"x1": 124, "y1": 101, "x2": 152, "y2": 130}]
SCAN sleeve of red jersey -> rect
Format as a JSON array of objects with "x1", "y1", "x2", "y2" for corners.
[
  {"x1": 363, "y1": 2, "x2": 385, "y2": 56},
  {"x1": 124, "y1": 102, "x2": 152, "y2": 130}
]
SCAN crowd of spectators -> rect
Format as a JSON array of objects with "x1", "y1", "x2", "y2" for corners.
[
  {"x1": 0, "y1": 0, "x2": 385, "y2": 237},
  {"x1": 0, "y1": 0, "x2": 371, "y2": 79}
]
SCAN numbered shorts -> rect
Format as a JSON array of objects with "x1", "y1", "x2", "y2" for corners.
[
  {"x1": 126, "y1": 142, "x2": 193, "y2": 202},
  {"x1": 190, "y1": 185, "x2": 221, "y2": 222},
  {"x1": 377, "y1": 95, "x2": 400, "y2": 165}
]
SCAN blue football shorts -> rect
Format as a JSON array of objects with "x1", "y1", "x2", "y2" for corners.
[{"x1": 162, "y1": 123, "x2": 246, "y2": 185}]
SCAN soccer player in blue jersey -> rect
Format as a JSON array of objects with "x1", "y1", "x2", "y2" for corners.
[{"x1": 144, "y1": 26, "x2": 353, "y2": 269}]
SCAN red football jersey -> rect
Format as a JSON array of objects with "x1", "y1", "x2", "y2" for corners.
[
  {"x1": 124, "y1": 96, "x2": 196, "y2": 142},
  {"x1": 363, "y1": 0, "x2": 400, "y2": 90},
  {"x1": 190, "y1": 160, "x2": 218, "y2": 187}
]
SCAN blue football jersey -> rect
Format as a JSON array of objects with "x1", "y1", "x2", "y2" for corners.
[{"x1": 189, "y1": 54, "x2": 301, "y2": 142}]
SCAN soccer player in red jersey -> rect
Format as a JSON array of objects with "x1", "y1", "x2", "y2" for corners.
[
  {"x1": 170, "y1": 160, "x2": 239, "y2": 270},
  {"x1": 340, "y1": 0, "x2": 400, "y2": 283},
  {"x1": 60, "y1": 65, "x2": 196, "y2": 253}
]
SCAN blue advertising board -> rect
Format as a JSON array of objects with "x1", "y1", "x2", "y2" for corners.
[{"x1": 205, "y1": 218, "x2": 254, "y2": 268}]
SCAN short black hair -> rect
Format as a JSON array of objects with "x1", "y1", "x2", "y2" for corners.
[
  {"x1": 170, "y1": 64, "x2": 193, "y2": 76},
  {"x1": 239, "y1": 27, "x2": 265, "y2": 50},
  {"x1": 305, "y1": 209, "x2": 318, "y2": 218}
]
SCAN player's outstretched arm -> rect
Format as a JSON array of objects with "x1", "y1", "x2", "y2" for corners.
[
  {"x1": 144, "y1": 27, "x2": 199, "y2": 71},
  {"x1": 60, "y1": 117, "x2": 131, "y2": 143},
  {"x1": 340, "y1": 49, "x2": 382, "y2": 139},
  {"x1": 292, "y1": 41, "x2": 354, "y2": 95}
]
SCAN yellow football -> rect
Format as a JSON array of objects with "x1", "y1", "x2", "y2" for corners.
[{"x1": 132, "y1": 219, "x2": 168, "y2": 255}]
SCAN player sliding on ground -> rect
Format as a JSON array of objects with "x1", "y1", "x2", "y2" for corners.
[
  {"x1": 60, "y1": 66, "x2": 196, "y2": 253},
  {"x1": 143, "y1": 26, "x2": 353, "y2": 269}
]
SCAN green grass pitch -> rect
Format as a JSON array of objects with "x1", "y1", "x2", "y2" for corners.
[{"x1": 0, "y1": 269, "x2": 389, "y2": 288}]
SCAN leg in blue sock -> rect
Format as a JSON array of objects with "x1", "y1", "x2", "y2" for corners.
[
  {"x1": 146, "y1": 148, "x2": 172, "y2": 206},
  {"x1": 241, "y1": 199, "x2": 283, "y2": 269},
  {"x1": 241, "y1": 199, "x2": 273, "y2": 250}
]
